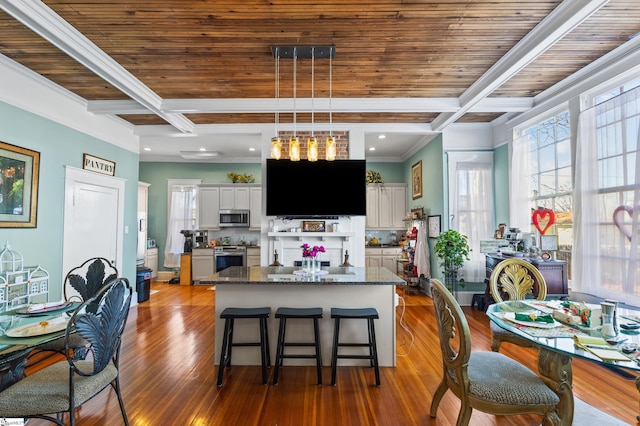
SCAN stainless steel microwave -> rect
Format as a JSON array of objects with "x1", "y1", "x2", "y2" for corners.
[{"x1": 219, "y1": 209, "x2": 250, "y2": 227}]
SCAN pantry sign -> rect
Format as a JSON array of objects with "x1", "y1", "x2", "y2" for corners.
[{"x1": 83, "y1": 153, "x2": 116, "y2": 176}]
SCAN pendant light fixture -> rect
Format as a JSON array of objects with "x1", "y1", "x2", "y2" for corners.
[
  {"x1": 270, "y1": 47, "x2": 282, "y2": 160},
  {"x1": 307, "y1": 47, "x2": 319, "y2": 162},
  {"x1": 326, "y1": 48, "x2": 336, "y2": 161},
  {"x1": 272, "y1": 45, "x2": 335, "y2": 162},
  {"x1": 289, "y1": 47, "x2": 301, "y2": 161}
]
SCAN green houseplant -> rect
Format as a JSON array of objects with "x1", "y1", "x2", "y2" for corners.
[{"x1": 433, "y1": 229, "x2": 471, "y2": 293}]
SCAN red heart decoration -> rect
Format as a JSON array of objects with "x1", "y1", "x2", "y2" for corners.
[
  {"x1": 613, "y1": 205, "x2": 636, "y2": 241},
  {"x1": 532, "y1": 209, "x2": 555, "y2": 235}
]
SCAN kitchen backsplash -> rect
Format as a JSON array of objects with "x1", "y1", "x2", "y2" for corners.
[{"x1": 206, "y1": 229, "x2": 261, "y2": 246}]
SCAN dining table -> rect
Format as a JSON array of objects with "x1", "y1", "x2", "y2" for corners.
[
  {"x1": 0, "y1": 302, "x2": 79, "y2": 391},
  {"x1": 487, "y1": 300, "x2": 640, "y2": 425}
]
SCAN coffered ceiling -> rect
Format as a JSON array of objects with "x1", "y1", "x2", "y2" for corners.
[{"x1": 1, "y1": 1, "x2": 639, "y2": 162}]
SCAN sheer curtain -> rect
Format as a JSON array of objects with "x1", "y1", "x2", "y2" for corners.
[
  {"x1": 164, "y1": 181, "x2": 199, "y2": 269},
  {"x1": 451, "y1": 158, "x2": 494, "y2": 282},
  {"x1": 510, "y1": 133, "x2": 532, "y2": 231},
  {"x1": 573, "y1": 87, "x2": 640, "y2": 305}
]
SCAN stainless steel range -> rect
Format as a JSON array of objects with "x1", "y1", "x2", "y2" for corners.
[{"x1": 214, "y1": 246, "x2": 247, "y2": 272}]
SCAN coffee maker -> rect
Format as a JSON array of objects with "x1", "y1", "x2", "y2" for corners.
[{"x1": 180, "y1": 229, "x2": 193, "y2": 253}]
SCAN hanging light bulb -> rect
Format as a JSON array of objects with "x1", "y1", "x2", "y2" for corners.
[
  {"x1": 308, "y1": 137, "x2": 318, "y2": 161},
  {"x1": 271, "y1": 47, "x2": 282, "y2": 160},
  {"x1": 289, "y1": 47, "x2": 300, "y2": 161},
  {"x1": 271, "y1": 137, "x2": 282, "y2": 160},
  {"x1": 289, "y1": 136, "x2": 300, "y2": 161},
  {"x1": 325, "y1": 136, "x2": 336, "y2": 161},
  {"x1": 326, "y1": 49, "x2": 336, "y2": 161}
]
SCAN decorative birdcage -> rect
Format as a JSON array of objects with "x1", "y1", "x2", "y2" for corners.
[
  {"x1": 0, "y1": 241, "x2": 23, "y2": 274},
  {"x1": 0, "y1": 242, "x2": 49, "y2": 312}
]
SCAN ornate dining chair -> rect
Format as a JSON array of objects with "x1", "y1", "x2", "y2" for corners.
[
  {"x1": 488, "y1": 258, "x2": 547, "y2": 351},
  {"x1": 31, "y1": 257, "x2": 118, "y2": 359},
  {"x1": 0, "y1": 277, "x2": 132, "y2": 426},
  {"x1": 429, "y1": 279, "x2": 560, "y2": 426}
]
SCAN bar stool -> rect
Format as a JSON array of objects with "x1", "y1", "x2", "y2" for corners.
[
  {"x1": 330, "y1": 307, "x2": 380, "y2": 386},
  {"x1": 272, "y1": 307, "x2": 324, "y2": 385},
  {"x1": 217, "y1": 307, "x2": 271, "y2": 387}
]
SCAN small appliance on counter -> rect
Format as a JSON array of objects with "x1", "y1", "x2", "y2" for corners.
[
  {"x1": 192, "y1": 229, "x2": 209, "y2": 248},
  {"x1": 180, "y1": 229, "x2": 194, "y2": 253}
]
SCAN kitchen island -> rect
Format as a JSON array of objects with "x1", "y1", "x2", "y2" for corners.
[{"x1": 204, "y1": 266, "x2": 406, "y2": 367}]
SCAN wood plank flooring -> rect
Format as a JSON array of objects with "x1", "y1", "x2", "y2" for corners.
[{"x1": 24, "y1": 282, "x2": 638, "y2": 425}]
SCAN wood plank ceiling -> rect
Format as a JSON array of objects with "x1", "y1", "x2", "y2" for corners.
[{"x1": 0, "y1": 1, "x2": 639, "y2": 150}]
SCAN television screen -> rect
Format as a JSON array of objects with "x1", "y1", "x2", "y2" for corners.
[{"x1": 266, "y1": 159, "x2": 366, "y2": 217}]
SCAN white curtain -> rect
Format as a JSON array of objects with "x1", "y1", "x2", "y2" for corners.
[
  {"x1": 164, "y1": 183, "x2": 197, "y2": 268},
  {"x1": 510, "y1": 133, "x2": 532, "y2": 231},
  {"x1": 452, "y1": 160, "x2": 494, "y2": 282},
  {"x1": 573, "y1": 87, "x2": 640, "y2": 305}
]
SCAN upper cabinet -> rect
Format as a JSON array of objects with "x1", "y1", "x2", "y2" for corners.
[
  {"x1": 249, "y1": 186, "x2": 262, "y2": 230},
  {"x1": 198, "y1": 185, "x2": 220, "y2": 229},
  {"x1": 197, "y1": 184, "x2": 261, "y2": 230},
  {"x1": 220, "y1": 186, "x2": 250, "y2": 210},
  {"x1": 366, "y1": 184, "x2": 407, "y2": 230}
]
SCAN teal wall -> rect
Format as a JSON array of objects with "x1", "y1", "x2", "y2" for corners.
[
  {"x1": 364, "y1": 162, "x2": 404, "y2": 183},
  {"x1": 0, "y1": 101, "x2": 139, "y2": 300},
  {"x1": 493, "y1": 143, "x2": 509, "y2": 227},
  {"x1": 138, "y1": 162, "x2": 262, "y2": 271},
  {"x1": 403, "y1": 134, "x2": 445, "y2": 280}
]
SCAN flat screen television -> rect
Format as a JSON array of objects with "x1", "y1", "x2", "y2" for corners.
[{"x1": 266, "y1": 159, "x2": 366, "y2": 217}]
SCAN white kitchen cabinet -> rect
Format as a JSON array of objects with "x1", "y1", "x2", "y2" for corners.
[
  {"x1": 366, "y1": 184, "x2": 407, "y2": 229},
  {"x1": 144, "y1": 247, "x2": 158, "y2": 279},
  {"x1": 365, "y1": 247, "x2": 402, "y2": 270},
  {"x1": 191, "y1": 248, "x2": 215, "y2": 282},
  {"x1": 249, "y1": 186, "x2": 262, "y2": 230},
  {"x1": 246, "y1": 246, "x2": 261, "y2": 267},
  {"x1": 220, "y1": 186, "x2": 251, "y2": 210},
  {"x1": 198, "y1": 185, "x2": 220, "y2": 229}
]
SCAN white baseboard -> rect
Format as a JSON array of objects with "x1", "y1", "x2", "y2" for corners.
[{"x1": 157, "y1": 271, "x2": 175, "y2": 282}]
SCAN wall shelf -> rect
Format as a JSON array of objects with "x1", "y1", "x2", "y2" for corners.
[{"x1": 267, "y1": 232, "x2": 355, "y2": 242}]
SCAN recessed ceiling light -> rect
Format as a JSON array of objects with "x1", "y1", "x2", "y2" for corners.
[
  {"x1": 369, "y1": 147, "x2": 376, "y2": 151},
  {"x1": 199, "y1": 147, "x2": 206, "y2": 152},
  {"x1": 249, "y1": 147, "x2": 256, "y2": 152},
  {"x1": 378, "y1": 134, "x2": 386, "y2": 139},
  {"x1": 143, "y1": 147, "x2": 151, "y2": 151}
]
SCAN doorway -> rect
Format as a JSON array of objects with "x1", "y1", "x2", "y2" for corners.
[{"x1": 62, "y1": 166, "x2": 125, "y2": 294}]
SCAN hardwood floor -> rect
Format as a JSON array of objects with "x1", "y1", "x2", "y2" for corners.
[{"x1": 25, "y1": 282, "x2": 638, "y2": 425}]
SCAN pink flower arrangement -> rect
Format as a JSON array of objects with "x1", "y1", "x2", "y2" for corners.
[{"x1": 301, "y1": 243, "x2": 325, "y2": 258}]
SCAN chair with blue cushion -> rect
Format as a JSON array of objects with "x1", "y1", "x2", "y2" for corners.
[
  {"x1": 429, "y1": 278, "x2": 560, "y2": 425},
  {"x1": 489, "y1": 258, "x2": 547, "y2": 352},
  {"x1": 0, "y1": 277, "x2": 133, "y2": 425}
]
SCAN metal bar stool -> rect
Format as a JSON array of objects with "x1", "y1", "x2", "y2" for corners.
[
  {"x1": 330, "y1": 307, "x2": 380, "y2": 386},
  {"x1": 273, "y1": 307, "x2": 323, "y2": 385},
  {"x1": 217, "y1": 307, "x2": 271, "y2": 387}
]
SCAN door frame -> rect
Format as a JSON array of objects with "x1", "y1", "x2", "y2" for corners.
[{"x1": 62, "y1": 166, "x2": 125, "y2": 285}]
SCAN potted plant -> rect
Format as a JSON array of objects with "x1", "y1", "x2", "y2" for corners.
[{"x1": 433, "y1": 229, "x2": 471, "y2": 294}]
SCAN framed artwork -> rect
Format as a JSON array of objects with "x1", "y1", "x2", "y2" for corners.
[
  {"x1": 427, "y1": 215, "x2": 441, "y2": 238},
  {"x1": 411, "y1": 207, "x2": 424, "y2": 220},
  {"x1": 302, "y1": 220, "x2": 325, "y2": 232},
  {"x1": 0, "y1": 142, "x2": 40, "y2": 228},
  {"x1": 411, "y1": 160, "x2": 422, "y2": 200}
]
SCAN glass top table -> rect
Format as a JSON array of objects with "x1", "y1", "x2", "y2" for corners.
[
  {"x1": 0, "y1": 303, "x2": 79, "y2": 391},
  {"x1": 487, "y1": 300, "x2": 640, "y2": 425}
]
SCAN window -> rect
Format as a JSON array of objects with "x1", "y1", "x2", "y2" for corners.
[
  {"x1": 448, "y1": 152, "x2": 494, "y2": 282},
  {"x1": 513, "y1": 112, "x2": 573, "y2": 277},
  {"x1": 164, "y1": 179, "x2": 200, "y2": 268},
  {"x1": 574, "y1": 84, "x2": 640, "y2": 304}
]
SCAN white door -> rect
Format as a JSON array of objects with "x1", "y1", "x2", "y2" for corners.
[{"x1": 62, "y1": 167, "x2": 125, "y2": 291}]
